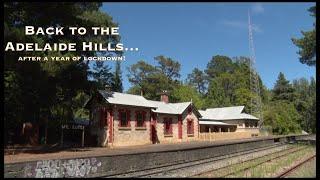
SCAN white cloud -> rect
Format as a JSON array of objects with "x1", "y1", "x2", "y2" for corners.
[
  {"x1": 252, "y1": 3, "x2": 265, "y2": 14},
  {"x1": 221, "y1": 20, "x2": 262, "y2": 33}
]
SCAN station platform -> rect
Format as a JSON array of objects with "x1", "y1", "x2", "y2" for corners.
[{"x1": 5, "y1": 136, "x2": 270, "y2": 164}]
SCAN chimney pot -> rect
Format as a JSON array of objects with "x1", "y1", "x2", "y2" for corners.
[
  {"x1": 160, "y1": 90, "x2": 169, "y2": 103},
  {"x1": 105, "y1": 84, "x2": 112, "y2": 92}
]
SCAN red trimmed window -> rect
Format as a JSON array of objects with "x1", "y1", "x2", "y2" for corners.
[
  {"x1": 118, "y1": 109, "x2": 130, "y2": 127},
  {"x1": 135, "y1": 111, "x2": 146, "y2": 127},
  {"x1": 164, "y1": 118, "x2": 173, "y2": 135},
  {"x1": 187, "y1": 119, "x2": 194, "y2": 134}
]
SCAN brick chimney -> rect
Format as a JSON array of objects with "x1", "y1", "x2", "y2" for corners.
[
  {"x1": 160, "y1": 90, "x2": 169, "y2": 103},
  {"x1": 105, "y1": 84, "x2": 112, "y2": 92}
]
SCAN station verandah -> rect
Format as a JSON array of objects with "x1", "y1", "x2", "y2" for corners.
[{"x1": 199, "y1": 123, "x2": 237, "y2": 133}]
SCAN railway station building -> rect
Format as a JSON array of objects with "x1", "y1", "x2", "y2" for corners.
[
  {"x1": 85, "y1": 87, "x2": 260, "y2": 147},
  {"x1": 84, "y1": 89, "x2": 201, "y2": 147}
]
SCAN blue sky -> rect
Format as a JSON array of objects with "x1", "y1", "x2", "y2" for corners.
[{"x1": 101, "y1": 2, "x2": 316, "y2": 91}]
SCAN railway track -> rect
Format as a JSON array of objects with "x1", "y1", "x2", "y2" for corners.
[
  {"x1": 102, "y1": 143, "x2": 289, "y2": 178},
  {"x1": 276, "y1": 154, "x2": 316, "y2": 178},
  {"x1": 212, "y1": 146, "x2": 308, "y2": 178},
  {"x1": 192, "y1": 145, "x2": 307, "y2": 177}
]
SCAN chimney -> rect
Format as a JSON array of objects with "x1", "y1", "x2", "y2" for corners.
[
  {"x1": 160, "y1": 90, "x2": 169, "y2": 103},
  {"x1": 105, "y1": 84, "x2": 112, "y2": 92}
]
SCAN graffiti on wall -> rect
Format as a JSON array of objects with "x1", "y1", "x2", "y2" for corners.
[{"x1": 24, "y1": 157, "x2": 102, "y2": 178}]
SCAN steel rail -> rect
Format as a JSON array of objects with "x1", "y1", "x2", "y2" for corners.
[
  {"x1": 218, "y1": 146, "x2": 308, "y2": 178},
  {"x1": 193, "y1": 145, "x2": 307, "y2": 177},
  {"x1": 276, "y1": 154, "x2": 316, "y2": 178}
]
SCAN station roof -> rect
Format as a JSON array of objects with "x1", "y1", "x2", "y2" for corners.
[
  {"x1": 148, "y1": 100, "x2": 192, "y2": 115},
  {"x1": 85, "y1": 90, "x2": 201, "y2": 116},
  {"x1": 199, "y1": 106, "x2": 258, "y2": 121},
  {"x1": 97, "y1": 90, "x2": 158, "y2": 108}
]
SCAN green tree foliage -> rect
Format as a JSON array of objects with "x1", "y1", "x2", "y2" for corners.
[
  {"x1": 72, "y1": 91, "x2": 90, "y2": 119},
  {"x1": 171, "y1": 84, "x2": 205, "y2": 109},
  {"x1": 205, "y1": 55, "x2": 235, "y2": 79},
  {"x1": 292, "y1": 77, "x2": 316, "y2": 133},
  {"x1": 112, "y1": 61, "x2": 123, "y2": 92},
  {"x1": 127, "y1": 57, "x2": 181, "y2": 100},
  {"x1": 4, "y1": 2, "x2": 120, "y2": 144},
  {"x1": 263, "y1": 72, "x2": 316, "y2": 135},
  {"x1": 292, "y1": 6, "x2": 316, "y2": 66},
  {"x1": 204, "y1": 56, "x2": 267, "y2": 114},
  {"x1": 263, "y1": 101, "x2": 301, "y2": 135},
  {"x1": 272, "y1": 72, "x2": 295, "y2": 101},
  {"x1": 154, "y1": 55, "x2": 181, "y2": 80},
  {"x1": 187, "y1": 68, "x2": 207, "y2": 94},
  {"x1": 127, "y1": 60, "x2": 159, "y2": 97},
  {"x1": 88, "y1": 61, "x2": 113, "y2": 89},
  {"x1": 206, "y1": 78, "x2": 230, "y2": 107}
]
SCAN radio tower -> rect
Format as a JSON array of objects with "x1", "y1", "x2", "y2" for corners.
[{"x1": 248, "y1": 11, "x2": 263, "y2": 128}]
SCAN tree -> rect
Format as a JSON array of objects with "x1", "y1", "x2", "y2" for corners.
[
  {"x1": 264, "y1": 73, "x2": 316, "y2": 135},
  {"x1": 234, "y1": 88, "x2": 255, "y2": 113},
  {"x1": 204, "y1": 55, "x2": 236, "y2": 108},
  {"x1": 4, "y1": 2, "x2": 120, "y2": 145},
  {"x1": 154, "y1": 55, "x2": 181, "y2": 80},
  {"x1": 203, "y1": 55, "x2": 267, "y2": 114},
  {"x1": 272, "y1": 72, "x2": 295, "y2": 101},
  {"x1": 205, "y1": 55, "x2": 234, "y2": 79},
  {"x1": 171, "y1": 84, "x2": 205, "y2": 110},
  {"x1": 292, "y1": 77, "x2": 316, "y2": 133},
  {"x1": 205, "y1": 78, "x2": 231, "y2": 108},
  {"x1": 88, "y1": 61, "x2": 113, "y2": 89},
  {"x1": 127, "y1": 56, "x2": 181, "y2": 100},
  {"x1": 112, "y1": 61, "x2": 123, "y2": 92},
  {"x1": 187, "y1": 68, "x2": 207, "y2": 94},
  {"x1": 291, "y1": 6, "x2": 316, "y2": 66},
  {"x1": 127, "y1": 60, "x2": 158, "y2": 96},
  {"x1": 263, "y1": 101, "x2": 301, "y2": 135},
  {"x1": 308, "y1": 77, "x2": 316, "y2": 133}
]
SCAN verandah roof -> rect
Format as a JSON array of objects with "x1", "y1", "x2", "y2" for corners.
[
  {"x1": 199, "y1": 120, "x2": 237, "y2": 126},
  {"x1": 199, "y1": 106, "x2": 259, "y2": 121}
]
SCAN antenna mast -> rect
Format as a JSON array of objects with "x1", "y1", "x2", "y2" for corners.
[{"x1": 248, "y1": 11, "x2": 263, "y2": 128}]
